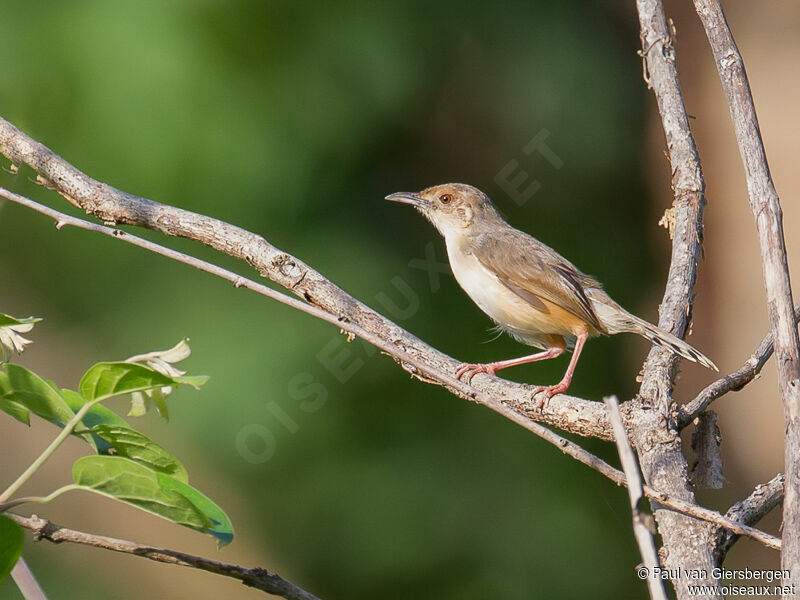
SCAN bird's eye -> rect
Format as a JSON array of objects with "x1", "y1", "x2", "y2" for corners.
[{"x1": 439, "y1": 194, "x2": 452, "y2": 204}]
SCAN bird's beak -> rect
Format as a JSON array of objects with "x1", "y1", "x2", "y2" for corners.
[{"x1": 385, "y1": 191, "x2": 425, "y2": 207}]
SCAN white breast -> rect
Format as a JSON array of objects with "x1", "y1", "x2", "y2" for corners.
[
  {"x1": 447, "y1": 241, "x2": 507, "y2": 318},
  {"x1": 444, "y1": 234, "x2": 576, "y2": 344}
]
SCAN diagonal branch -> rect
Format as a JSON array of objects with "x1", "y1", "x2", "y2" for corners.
[
  {"x1": 712, "y1": 473, "x2": 785, "y2": 564},
  {"x1": 0, "y1": 116, "x2": 613, "y2": 442},
  {"x1": 7, "y1": 513, "x2": 321, "y2": 600},
  {"x1": 0, "y1": 187, "x2": 614, "y2": 473},
  {"x1": 0, "y1": 165, "x2": 782, "y2": 552},
  {"x1": 693, "y1": 0, "x2": 800, "y2": 581},
  {"x1": 679, "y1": 302, "x2": 800, "y2": 428},
  {"x1": 0, "y1": 193, "x2": 782, "y2": 552}
]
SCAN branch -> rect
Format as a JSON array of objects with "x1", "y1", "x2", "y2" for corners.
[
  {"x1": 635, "y1": 0, "x2": 706, "y2": 406},
  {"x1": 679, "y1": 302, "x2": 800, "y2": 427},
  {"x1": 0, "y1": 116, "x2": 613, "y2": 443},
  {"x1": 632, "y1": 1, "x2": 720, "y2": 596},
  {"x1": 0, "y1": 187, "x2": 617, "y2": 476},
  {"x1": 7, "y1": 513, "x2": 322, "y2": 600},
  {"x1": 605, "y1": 397, "x2": 668, "y2": 600},
  {"x1": 10, "y1": 558, "x2": 47, "y2": 600},
  {"x1": 0, "y1": 188, "x2": 782, "y2": 573},
  {"x1": 0, "y1": 110, "x2": 781, "y2": 587},
  {"x1": 693, "y1": 0, "x2": 800, "y2": 580},
  {"x1": 713, "y1": 473, "x2": 785, "y2": 564},
  {"x1": 0, "y1": 187, "x2": 781, "y2": 550}
]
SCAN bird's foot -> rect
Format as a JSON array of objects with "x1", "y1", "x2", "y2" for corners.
[
  {"x1": 531, "y1": 381, "x2": 569, "y2": 409},
  {"x1": 455, "y1": 362, "x2": 496, "y2": 382}
]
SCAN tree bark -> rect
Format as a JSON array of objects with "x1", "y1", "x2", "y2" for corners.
[{"x1": 693, "y1": 0, "x2": 800, "y2": 589}]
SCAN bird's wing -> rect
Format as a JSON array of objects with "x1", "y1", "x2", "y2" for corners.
[{"x1": 469, "y1": 230, "x2": 605, "y2": 332}]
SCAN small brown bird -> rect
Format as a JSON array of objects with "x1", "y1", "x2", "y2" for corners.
[{"x1": 387, "y1": 183, "x2": 717, "y2": 403}]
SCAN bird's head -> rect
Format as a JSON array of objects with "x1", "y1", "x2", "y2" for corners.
[{"x1": 386, "y1": 183, "x2": 502, "y2": 238}]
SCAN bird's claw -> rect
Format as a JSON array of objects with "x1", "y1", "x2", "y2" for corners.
[
  {"x1": 531, "y1": 382, "x2": 569, "y2": 409},
  {"x1": 455, "y1": 362, "x2": 496, "y2": 382}
]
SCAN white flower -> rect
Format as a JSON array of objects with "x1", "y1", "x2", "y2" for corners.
[
  {"x1": 0, "y1": 316, "x2": 41, "y2": 360},
  {"x1": 125, "y1": 339, "x2": 193, "y2": 419}
]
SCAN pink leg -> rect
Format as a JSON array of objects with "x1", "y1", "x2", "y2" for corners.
[
  {"x1": 455, "y1": 346, "x2": 565, "y2": 382},
  {"x1": 532, "y1": 331, "x2": 589, "y2": 407}
]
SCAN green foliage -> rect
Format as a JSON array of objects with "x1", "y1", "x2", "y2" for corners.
[
  {"x1": 62, "y1": 389, "x2": 128, "y2": 452},
  {"x1": 79, "y1": 362, "x2": 177, "y2": 402},
  {"x1": 0, "y1": 314, "x2": 40, "y2": 328},
  {"x1": 0, "y1": 372, "x2": 30, "y2": 426},
  {"x1": 0, "y1": 328, "x2": 229, "y2": 548},
  {"x1": 72, "y1": 456, "x2": 233, "y2": 547},
  {"x1": 91, "y1": 425, "x2": 189, "y2": 482},
  {"x1": 3, "y1": 365, "x2": 75, "y2": 428},
  {"x1": 0, "y1": 2, "x2": 653, "y2": 596},
  {"x1": 0, "y1": 515, "x2": 23, "y2": 583}
]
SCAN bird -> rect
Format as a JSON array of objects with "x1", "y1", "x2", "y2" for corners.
[{"x1": 386, "y1": 183, "x2": 717, "y2": 404}]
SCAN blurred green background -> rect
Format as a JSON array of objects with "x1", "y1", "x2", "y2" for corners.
[{"x1": 0, "y1": 1, "x2": 660, "y2": 598}]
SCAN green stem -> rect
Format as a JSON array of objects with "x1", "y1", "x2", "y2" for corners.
[
  {"x1": 0, "y1": 484, "x2": 81, "y2": 512},
  {"x1": 0, "y1": 399, "x2": 100, "y2": 503}
]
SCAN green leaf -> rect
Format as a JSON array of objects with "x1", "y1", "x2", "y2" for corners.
[
  {"x1": 72, "y1": 456, "x2": 233, "y2": 545},
  {"x1": 0, "y1": 371, "x2": 29, "y2": 424},
  {"x1": 3, "y1": 364, "x2": 75, "y2": 427},
  {"x1": 91, "y1": 425, "x2": 188, "y2": 483},
  {"x1": 0, "y1": 314, "x2": 41, "y2": 328},
  {"x1": 62, "y1": 389, "x2": 128, "y2": 428},
  {"x1": 156, "y1": 475, "x2": 233, "y2": 547},
  {"x1": 0, "y1": 398, "x2": 30, "y2": 426},
  {"x1": 79, "y1": 362, "x2": 174, "y2": 402},
  {"x1": 0, "y1": 514, "x2": 24, "y2": 584},
  {"x1": 174, "y1": 375, "x2": 210, "y2": 389},
  {"x1": 62, "y1": 389, "x2": 128, "y2": 452}
]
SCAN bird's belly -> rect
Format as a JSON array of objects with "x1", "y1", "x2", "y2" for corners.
[{"x1": 447, "y1": 247, "x2": 580, "y2": 339}]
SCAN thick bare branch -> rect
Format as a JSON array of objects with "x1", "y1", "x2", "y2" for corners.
[
  {"x1": 0, "y1": 186, "x2": 616, "y2": 477},
  {"x1": 0, "y1": 188, "x2": 717, "y2": 531},
  {"x1": 679, "y1": 302, "x2": 800, "y2": 427},
  {"x1": 632, "y1": 1, "x2": 719, "y2": 596},
  {"x1": 713, "y1": 474, "x2": 785, "y2": 563},
  {"x1": 605, "y1": 396, "x2": 668, "y2": 600},
  {"x1": 693, "y1": 0, "x2": 800, "y2": 581},
  {"x1": 8, "y1": 513, "x2": 322, "y2": 600},
  {"x1": 0, "y1": 116, "x2": 612, "y2": 442},
  {"x1": 0, "y1": 169, "x2": 782, "y2": 553}
]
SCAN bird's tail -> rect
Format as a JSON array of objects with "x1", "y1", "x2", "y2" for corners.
[
  {"x1": 586, "y1": 289, "x2": 718, "y2": 371},
  {"x1": 628, "y1": 315, "x2": 718, "y2": 371}
]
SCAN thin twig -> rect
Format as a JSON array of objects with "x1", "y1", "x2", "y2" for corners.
[
  {"x1": 0, "y1": 144, "x2": 782, "y2": 550},
  {"x1": 713, "y1": 474, "x2": 785, "y2": 564},
  {"x1": 0, "y1": 117, "x2": 783, "y2": 583},
  {"x1": 0, "y1": 187, "x2": 612, "y2": 463},
  {"x1": 7, "y1": 513, "x2": 321, "y2": 600},
  {"x1": 0, "y1": 188, "x2": 782, "y2": 549},
  {"x1": 693, "y1": 0, "x2": 800, "y2": 580},
  {"x1": 10, "y1": 558, "x2": 48, "y2": 600},
  {"x1": 605, "y1": 396, "x2": 668, "y2": 600},
  {"x1": 0, "y1": 116, "x2": 613, "y2": 441},
  {"x1": 679, "y1": 302, "x2": 800, "y2": 427}
]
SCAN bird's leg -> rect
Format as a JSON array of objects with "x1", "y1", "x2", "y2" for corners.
[
  {"x1": 455, "y1": 347, "x2": 565, "y2": 382},
  {"x1": 532, "y1": 330, "x2": 589, "y2": 407}
]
